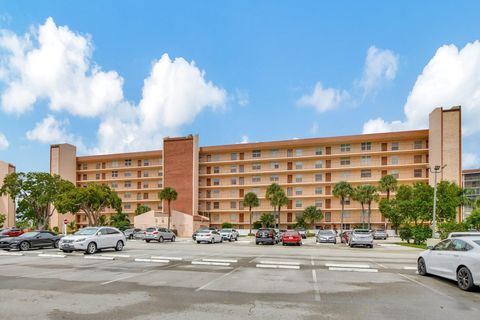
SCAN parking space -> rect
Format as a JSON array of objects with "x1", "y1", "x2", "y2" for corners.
[{"x1": 1, "y1": 238, "x2": 479, "y2": 319}]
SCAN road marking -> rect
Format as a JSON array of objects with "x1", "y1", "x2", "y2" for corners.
[
  {"x1": 135, "y1": 258, "x2": 170, "y2": 263},
  {"x1": 256, "y1": 264, "x2": 300, "y2": 270},
  {"x1": 403, "y1": 266, "x2": 417, "y2": 270},
  {"x1": 397, "y1": 273, "x2": 451, "y2": 298},
  {"x1": 38, "y1": 254, "x2": 66, "y2": 258},
  {"x1": 195, "y1": 267, "x2": 242, "y2": 292},
  {"x1": 249, "y1": 255, "x2": 264, "y2": 263},
  {"x1": 235, "y1": 240, "x2": 251, "y2": 243},
  {"x1": 101, "y1": 254, "x2": 130, "y2": 258},
  {"x1": 191, "y1": 261, "x2": 230, "y2": 266},
  {"x1": 325, "y1": 263, "x2": 370, "y2": 269},
  {"x1": 151, "y1": 256, "x2": 183, "y2": 261},
  {"x1": 369, "y1": 259, "x2": 387, "y2": 269},
  {"x1": 259, "y1": 260, "x2": 301, "y2": 266},
  {"x1": 312, "y1": 269, "x2": 321, "y2": 301},
  {"x1": 0, "y1": 252, "x2": 23, "y2": 256},
  {"x1": 202, "y1": 258, "x2": 237, "y2": 263},
  {"x1": 22, "y1": 251, "x2": 44, "y2": 254},
  {"x1": 328, "y1": 267, "x2": 378, "y2": 273},
  {"x1": 101, "y1": 262, "x2": 183, "y2": 285},
  {"x1": 84, "y1": 256, "x2": 114, "y2": 260},
  {"x1": 378, "y1": 244, "x2": 400, "y2": 247}
]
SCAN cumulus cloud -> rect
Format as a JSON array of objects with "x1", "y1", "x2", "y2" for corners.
[
  {"x1": 362, "y1": 41, "x2": 480, "y2": 135},
  {"x1": 357, "y1": 46, "x2": 399, "y2": 95},
  {"x1": 26, "y1": 115, "x2": 85, "y2": 150},
  {"x1": 0, "y1": 132, "x2": 9, "y2": 150},
  {"x1": 296, "y1": 82, "x2": 349, "y2": 113},
  {"x1": 0, "y1": 17, "x2": 123, "y2": 116}
]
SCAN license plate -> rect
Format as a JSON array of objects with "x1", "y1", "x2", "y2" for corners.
[{"x1": 289, "y1": 237, "x2": 293, "y2": 239}]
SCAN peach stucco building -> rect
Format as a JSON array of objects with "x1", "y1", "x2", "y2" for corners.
[
  {"x1": 49, "y1": 107, "x2": 462, "y2": 235},
  {"x1": 0, "y1": 160, "x2": 16, "y2": 228}
]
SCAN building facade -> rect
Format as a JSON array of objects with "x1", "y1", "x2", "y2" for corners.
[
  {"x1": 463, "y1": 169, "x2": 480, "y2": 220},
  {"x1": 0, "y1": 160, "x2": 16, "y2": 228},
  {"x1": 49, "y1": 107, "x2": 462, "y2": 235}
]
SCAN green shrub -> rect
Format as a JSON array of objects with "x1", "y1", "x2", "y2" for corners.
[
  {"x1": 438, "y1": 221, "x2": 468, "y2": 239},
  {"x1": 221, "y1": 222, "x2": 233, "y2": 229},
  {"x1": 252, "y1": 221, "x2": 262, "y2": 229},
  {"x1": 411, "y1": 225, "x2": 432, "y2": 245},
  {"x1": 52, "y1": 226, "x2": 60, "y2": 234},
  {"x1": 399, "y1": 226, "x2": 413, "y2": 244},
  {"x1": 306, "y1": 231, "x2": 317, "y2": 237}
]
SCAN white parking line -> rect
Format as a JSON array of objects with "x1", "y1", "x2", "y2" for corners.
[
  {"x1": 403, "y1": 266, "x2": 417, "y2": 270},
  {"x1": 101, "y1": 254, "x2": 131, "y2": 258},
  {"x1": 22, "y1": 251, "x2": 44, "y2": 254},
  {"x1": 151, "y1": 256, "x2": 183, "y2": 261},
  {"x1": 312, "y1": 269, "x2": 321, "y2": 301},
  {"x1": 202, "y1": 258, "x2": 237, "y2": 263},
  {"x1": 325, "y1": 263, "x2": 370, "y2": 269},
  {"x1": 191, "y1": 261, "x2": 230, "y2": 266},
  {"x1": 38, "y1": 254, "x2": 66, "y2": 258},
  {"x1": 259, "y1": 260, "x2": 301, "y2": 266},
  {"x1": 0, "y1": 252, "x2": 23, "y2": 256},
  {"x1": 256, "y1": 264, "x2": 300, "y2": 270},
  {"x1": 328, "y1": 267, "x2": 378, "y2": 273},
  {"x1": 134, "y1": 258, "x2": 170, "y2": 263},
  {"x1": 101, "y1": 262, "x2": 183, "y2": 285},
  {"x1": 195, "y1": 267, "x2": 242, "y2": 292},
  {"x1": 84, "y1": 256, "x2": 114, "y2": 260},
  {"x1": 397, "y1": 273, "x2": 451, "y2": 298}
]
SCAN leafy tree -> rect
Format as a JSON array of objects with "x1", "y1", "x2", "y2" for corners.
[
  {"x1": 396, "y1": 183, "x2": 433, "y2": 226},
  {"x1": 378, "y1": 198, "x2": 404, "y2": 235},
  {"x1": 110, "y1": 212, "x2": 131, "y2": 230},
  {"x1": 438, "y1": 221, "x2": 468, "y2": 239},
  {"x1": 294, "y1": 214, "x2": 308, "y2": 229},
  {"x1": 97, "y1": 215, "x2": 109, "y2": 226},
  {"x1": 221, "y1": 222, "x2": 233, "y2": 229},
  {"x1": 0, "y1": 172, "x2": 75, "y2": 229},
  {"x1": 135, "y1": 205, "x2": 151, "y2": 216},
  {"x1": 466, "y1": 209, "x2": 480, "y2": 230},
  {"x1": 67, "y1": 221, "x2": 77, "y2": 233},
  {"x1": 332, "y1": 181, "x2": 353, "y2": 231},
  {"x1": 353, "y1": 185, "x2": 378, "y2": 229},
  {"x1": 259, "y1": 213, "x2": 275, "y2": 228},
  {"x1": 399, "y1": 227, "x2": 413, "y2": 244},
  {"x1": 159, "y1": 187, "x2": 178, "y2": 230},
  {"x1": 378, "y1": 175, "x2": 398, "y2": 200},
  {"x1": 436, "y1": 181, "x2": 468, "y2": 223},
  {"x1": 55, "y1": 183, "x2": 122, "y2": 226},
  {"x1": 411, "y1": 225, "x2": 432, "y2": 245},
  {"x1": 302, "y1": 206, "x2": 323, "y2": 229},
  {"x1": 242, "y1": 192, "x2": 259, "y2": 235},
  {"x1": 252, "y1": 221, "x2": 262, "y2": 229},
  {"x1": 0, "y1": 213, "x2": 5, "y2": 228}
]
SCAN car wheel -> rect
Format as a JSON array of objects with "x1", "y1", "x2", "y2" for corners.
[
  {"x1": 159, "y1": 236, "x2": 164, "y2": 243},
  {"x1": 19, "y1": 241, "x2": 30, "y2": 251},
  {"x1": 283, "y1": 243, "x2": 286, "y2": 246},
  {"x1": 220, "y1": 238, "x2": 223, "y2": 243},
  {"x1": 197, "y1": 241, "x2": 201, "y2": 244},
  {"x1": 62, "y1": 250, "x2": 72, "y2": 253},
  {"x1": 229, "y1": 237, "x2": 233, "y2": 242},
  {"x1": 256, "y1": 241, "x2": 259, "y2": 245},
  {"x1": 457, "y1": 267, "x2": 475, "y2": 291},
  {"x1": 146, "y1": 240, "x2": 151, "y2": 243},
  {"x1": 115, "y1": 241, "x2": 124, "y2": 251},
  {"x1": 211, "y1": 238, "x2": 215, "y2": 244},
  {"x1": 171, "y1": 236, "x2": 176, "y2": 242},
  {"x1": 417, "y1": 258, "x2": 428, "y2": 276},
  {"x1": 86, "y1": 242, "x2": 97, "y2": 254},
  {"x1": 54, "y1": 240, "x2": 60, "y2": 248}
]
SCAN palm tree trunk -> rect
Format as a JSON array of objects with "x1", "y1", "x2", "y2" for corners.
[
  {"x1": 368, "y1": 202, "x2": 371, "y2": 229},
  {"x1": 277, "y1": 205, "x2": 281, "y2": 229},
  {"x1": 361, "y1": 203, "x2": 365, "y2": 228},
  {"x1": 249, "y1": 207, "x2": 252, "y2": 235},
  {"x1": 341, "y1": 199, "x2": 345, "y2": 232},
  {"x1": 167, "y1": 200, "x2": 171, "y2": 229}
]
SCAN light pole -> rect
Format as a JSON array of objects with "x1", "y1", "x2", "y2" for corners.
[{"x1": 429, "y1": 164, "x2": 446, "y2": 239}]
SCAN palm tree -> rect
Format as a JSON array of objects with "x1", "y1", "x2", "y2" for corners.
[
  {"x1": 159, "y1": 187, "x2": 178, "y2": 229},
  {"x1": 378, "y1": 175, "x2": 398, "y2": 229},
  {"x1": 302, "y1": 206, "x2": 324, "y2": 230},
  {"x1": 333, "y1": 181, "x2": 353, "y2": 232},
  {"x1": 353, "y1": 185, "x2": 378, "y2": 229},
  {"x1": 275, "y1": 189, "x2": 288, "y2": 228},
  {"x1": 243, "y1": 192, "x2": 259, "y2": 235},
  {"x1": 266, "y1": 183, "x2": 282, "y2": 227},
  {"x1": 259, "y1": 213, "x2": 275, "y2": 228}
]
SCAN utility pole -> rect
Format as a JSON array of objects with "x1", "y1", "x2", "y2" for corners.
[{"x1": 429, "y1": 164, "x2": 447, "y2": 239}]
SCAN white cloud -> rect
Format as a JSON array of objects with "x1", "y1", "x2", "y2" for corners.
[
  {"x1": 240, "y1": 135, "x2": 249, "y2": 144},
  {"x1": 235, "y1": 89, "x2": 249, "y2": 107},
  {"x1": 296, "y1": 82, "x2": 349, "y2": 113},
  {"x1": 0, "y1": 17, "x2": 123, "y2": 117},
  {"x1": 463, "y1": 153, "x2": 480, "y2": 170},
  {"x1": 357, "y1": 46, "x2": 399, "y2": 95},
  {"x1": 0, "y1": 132, "x2": 9, "y2": 150},
  {"x1": 363, "y1": 41, "x2": 480, "y2": 135},
  {"x1": 26, "y1": 115, "x2": 85, "y2": 150}
]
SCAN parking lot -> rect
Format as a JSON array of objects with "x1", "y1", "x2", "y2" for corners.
[{"x1": 0, "y1": 237, "x2": 479, "y2": 320}]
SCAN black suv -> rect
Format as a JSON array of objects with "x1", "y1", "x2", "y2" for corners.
[{"x1": 255, "y1": 228, "x2": 278, "y2": 245}]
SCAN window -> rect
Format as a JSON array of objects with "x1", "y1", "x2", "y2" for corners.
[
  {"x1": 213, "y1": 190, "x2": 220, "y2": 197},
  {"x1": 206, "y1": 155, "x2": 212, "y2": 162},
  {"x1": 361, "y1": 142, "x2": 372, "y2": 151},
  {"x1": 239, "y1": 177, "x2": 244, "y2": 185},
  {"x1": 230, "y1": 178, "x2": 237, "y2": 185},
  {"x1": 295, "y1": 200, "x2": 303, "y2": 208},
  {"x1": 158, "y1": 171, "x2": 163, "y2": 177},
  {"x1": 252, "y1": 163, "x2": 261, "y2": 170},
  {"x1": 414, "y1": 169, "x2": 422, "y2": 178},
  {"x1": 270, "y1": 175, "x2": 279, "y2": 182},
  {"x1": 213, "y1": 202, "x2": 220, "y2": 209},
  {"x1": 325, "y1": 212, "x2": 332, "y2": 222},
  {"x1": 315, "y1": 174, "x2": 322, "y2": 182},
  {"x1": 295, "y1": 162, "x2": 303, "y2": 169},
  {"x1": 96, "y1": 173, "x2": 100, "y2": 180},
  {"x1": 271, "y1": 162, "x2": 280, "y2": 169},
  {"x1": 340, "y1": 144, "x2": 351, "y2": 152},
  {"x1": 390, "y1": 170, "x2": 399, "y2": 179},
  {"x1": 295, "y1": 187, "x2": 302, "y2": 195},
  {"x1": 433, "y1": 239, "x2": 451, "y2": 251},
  {"x1": 230, "y1": 189, "x2": 236, "y2": 197},
  {"x1": 340, "y1": 157, "x2": 350, "y2": 166},
  {"x1": 295, "y1": 149, "x2": 303, "y2": 156},
  {"x1": 124, "y1": 181, "x2": 131, "y2": 188},
  {"x1": 287, "y1": 187, "x2": 292, "y2": 196},
  {"x1": 315, "y1": 187, "x2": 323, "y2": 195},
  {"x1": 344, "y1": 198, "x2": 351, "y2": 205},
  {"x1": 315, "y1": 148, "x2": 323, "y2": 155},
  {"x1": 213, "y1": 166, "x2": 220, "y2": 174},
  {"x1": 230, "y1": 213, "x2": 237, "y2": 221},
  {"x1": 315, "y1": 200, "x2": 322, "y2": 208},
  {"x1": 213, "y1": 154, "x2": 220, "y2": 161},
  {"x1": 270, "y1": 149, "x2": 279, "y2": 157},
  {"x1": 157, "y1": 182, "x2": 163, "y2": 188},
  {"x1": 82, "y1": 163, "x2": 88, "y2": 170},
  {"x1": 96, "y1": 163, "x2": 101, "y2": 169},
  {"x1": 295, "y1": 174, "x2": 303, "y2": 182},
  {"x1": 252, "y1": 176, "x2": 261, "y2": 183},
  {"x1": 230, "y1": 201, "x2": 237, "y2": 209},
  {"x1": 124, "y1": 204, "x2": 131, "y2": 210},
  {"x1": 239, "y1": 165, "x2": 244, "y2": 172},
  {"x1": 111, "y1": 182, "x2": 118, "y2": 188},
  {"x1": 287, "y1": 149, "x2": 293, "y2": 157},
  {"x1": 213, "y1": 178, "x2": 220, "y2": 186},
  {"x1": 82, "y1": 174, "x2": 87, "y2": 180},
  {"x1": 315, "y1": 160, "x2": 323, "y2": 168},
  {"x1": 143, "y1": 182, "x2": 149, "y2": 189},
  {"x1": 361, "y1": 169, "x2": 372, "y2": 178},
  {"x1": 391, "y1": 156, "x2": 400, "y2": 165},
  {"x1": 414, "y1": 140, "x2": 423, "y2": 149},
  {"x1": 143, "y1": 159, "x2": 150, "y2": 166},
  {"x1": 361, "y1": 156, "x2": 372, "y2": 165},
  {"x1": 252, "y1": 150, "x2": 261, "y2": 158},
  {"x1": 230, "y1": 165, "x2": 237, "y2": 173},
  {"x1": 124, "y1": 192, "x2": 131, "y2": 199},
  {"x1": 391, "y1": 142, "x2": 399, "y2": 151},
  {"x1": 143, "y1": 193, "x2": 149, "y2": 199},
  {"x1": 124, "y1": 171, "x2": 132, "y2": 177},
  {"x1": 111, "y1": 160, "x2": 118, "y2": 168},
  {"x1": 125, "y1": 159, "x2": 132, "y2": 166},
  {"x1": 231, "y1": 153, "x2": 237, "y2": 160},
  {"x1": 414, "y1": 155, "x2": 423, "y2": 163},
  {"x1": 341, "y1": 171, "x2": 350, "y2": 179},
  {"x1": 252, "y1": 187, "x2": 260, "y2": 196},
  {"x1": 143, "y1": 171, "x2": 149, "y2": 177}
]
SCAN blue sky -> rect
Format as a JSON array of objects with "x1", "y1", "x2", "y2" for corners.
[{"x1": 0, "y1": 0, "x2": 479, "y2": 172}]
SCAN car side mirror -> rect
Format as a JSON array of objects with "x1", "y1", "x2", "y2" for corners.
[{"x1": 427, "y1": 245, "x2": 433, "y2": 250}]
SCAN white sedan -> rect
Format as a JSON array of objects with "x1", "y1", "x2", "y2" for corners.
[
  {"x1": 418, "y1": 236, "x2": 480, "y2": 291},
  {"x1": 196, "y1": 230, "x2": 223, "y2": 244}
]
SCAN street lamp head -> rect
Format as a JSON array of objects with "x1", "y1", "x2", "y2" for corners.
[{"x1": 434, "y1": 165, "x2": 441, "y2": 171}]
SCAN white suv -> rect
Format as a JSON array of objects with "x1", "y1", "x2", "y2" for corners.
[{"x1": 59, "y1": 227, "x2": 126, "y2": 254}]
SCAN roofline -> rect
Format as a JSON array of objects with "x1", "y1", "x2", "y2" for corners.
[
  {"x1": 462, "y1": 169, "x2": 480, "y2": 174},
  {"x1": 77, "y1": 149, "x2": 163, "y2": 161},
  {"x1": 199, "y1": 129, "x2": 429, "y2": 153}
]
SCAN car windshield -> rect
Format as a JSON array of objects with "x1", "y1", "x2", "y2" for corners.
[
  {"x1": 375, "y1": 230, "x2": 386, "y2": 233},
  {"x1": 18, "y1": 231, "x2": 39, "y2": 238},
  {"x1": 146, "y1": 227, "x2": 156, "y2": 232},
  {"x1": 354, "y1": 229, "x2": 371, "y2": 234},
  {"x1": 473, "y1": 240, "x2": 480, "y2": 246},
  {"x1": 75, "y1": 228, "x2": 99, "y2": 235},
  {"x1": 319, "y1": 230, "x2": 334, "y2": 235},
  {"x1": 198, "y1": 231, "x2": 211, "y2": 234},
  {"x1": 285, "y1": 231, "x2": 298, "y2": 236},
  {"x1": 220, "y1": 229, "x2": 232, "y2": 232},
  {"x1": 451, "y1": 233, "x2": 480, "y2": 237}
]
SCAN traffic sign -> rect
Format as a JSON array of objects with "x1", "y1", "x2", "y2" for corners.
[{"x1": 63, "y1": 218, "x2": 68, "y2": 224}]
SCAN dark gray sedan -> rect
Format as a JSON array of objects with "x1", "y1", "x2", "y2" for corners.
[
  {"x1": 316, "y1": 230, "x2": 337, "y2": 244},
  {"x1": 0, "y1": 231, "x2": 61, "y2": 251}
]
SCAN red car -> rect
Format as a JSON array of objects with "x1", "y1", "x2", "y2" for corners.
[
  {"x1": 340, "y1": 231, "x2": 351, "y2": 244},
  {"x1": 282, "y1": 230, "x2": 302, "y2": 246},
  {"x1": 0, "y1": 228, "x2": 24, "y2": 239}
]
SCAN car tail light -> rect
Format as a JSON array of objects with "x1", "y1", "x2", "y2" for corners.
[
  {"x1": 269, "y1": 232, "x2": 273, "y2": 237},
  {"x1": 153, "y1": 231, "x2": 159, "y2": 234}
]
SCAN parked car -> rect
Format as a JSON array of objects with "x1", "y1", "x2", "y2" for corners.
[
  {"x1": 295, "y1": 227, "x2": 307, "y2": 239},
  {"x1": 255, "y1": 228, "x2": 278, "y2": 245},
  {"x1": 133, "y1": 229, "x2": 146, "y2": 240},
  {"x1": 448, "y1": 232, "x2": 480, "y2": 239},
  {"x1": 196, "y1": 230, "x2": 223, "y2": 244},
  {"x1": 316, "y1": 229, "x2": 337, "y2": 244},
  {"x1": 274, "y1": 229, "x2": 285, "y2": 243},
  {"x1": 59, "y1": 227, "x2": 126, "y2": 254},
  {"x1": 340, "y1": 231, "x2": 351, "y2": 244},
  {"x1": 123, "y1": 228, "x2": 142, "y2": 240},
  {"x1": 0, "y1": 228, "x2": 24, "y2": 239},
  {"x1": 0, "y1": 231, "x2": 61, "y2": 251},
  {"x1": 373, "y1": 229, "x2": 388, "y2": 240},
  {"x1": 144, "y1": 227, "x2": 176, "y2": 243},
  {"x1": 192, "y1": 227, "x2": 217, "y2": 240},
  {"x1": 282, "y1": 230, "x2": 302, "y2": 246},
  {"x1": 219, "y1": 228, "x2": 239, "y2": 241},
  {"x1": 418, "y1": 237, "x2": 480, "y2": 291},
  {"x1": 349, "y1": 229, "x2": 374, "y2": 248}
]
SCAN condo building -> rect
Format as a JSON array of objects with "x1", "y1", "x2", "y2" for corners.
[
  {"x1": 49, "y1": 107, "x2": 462, "y2": 236},
  {"x1": 0, "y1": 160, "x2": 16, "y2": 228},
  {"x1": 463, "y1": 169, "x2": 480, "y2": 219}
]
